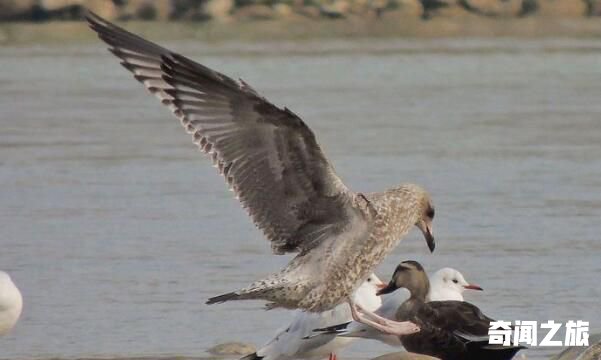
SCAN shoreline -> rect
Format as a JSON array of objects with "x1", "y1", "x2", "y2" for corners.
[{"x1": 2, "y1": 17, "x2": 601, "y2": 45}]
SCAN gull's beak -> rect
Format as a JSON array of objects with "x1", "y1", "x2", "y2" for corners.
[
  {"x1": 418, "y1": 220, "x2": 435, "y2": 253},
  {"x1": 463, "y1": 284, "x2": 483, "y2": 291},
  {"x1": 376, "y1": 281, "x2": 398, "y2": 296},
  {"x1": 376, "y1": 282, "x2": 388, "y2": 290}
]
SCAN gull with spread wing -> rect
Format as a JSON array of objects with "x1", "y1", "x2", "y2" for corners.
[{"x1": 86, "y1": 13, "x2": 436, "y2": 335}]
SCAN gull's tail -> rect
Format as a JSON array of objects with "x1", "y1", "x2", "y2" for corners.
[
  {"x1": 308, "y1": 320, "x2": 402, "y2": 347},
  {"x1": 206, "y1": 291, "x2": 242, "y2": 304},
  {"x1": 206, "y1": 275, "x2": 292, "y2": 306},
  {"x1": 303, "y1": 322, "x2": 352, "y2": 339},
  {"x1": 314, "y1": 322, "x2": 352, "y2": 334}
]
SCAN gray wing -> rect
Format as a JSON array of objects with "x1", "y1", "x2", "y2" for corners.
[{"x1": 86, "y1": 12, "x2": 361, "y2": 255}]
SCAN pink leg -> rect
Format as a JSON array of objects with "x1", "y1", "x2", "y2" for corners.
[
  {"x1": 348, "y1": 298, "x2": 420, "y2": 336},
  {"x1": 355, "y1": 303, "x2": 410, "y2": 327},
  {"x1": 354, "y1": 303, "x2": 389, "y2": 326}
]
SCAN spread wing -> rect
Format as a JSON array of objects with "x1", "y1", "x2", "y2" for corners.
[{"x1": 86, "y1": 12, "x2": 364, "y2": 255}]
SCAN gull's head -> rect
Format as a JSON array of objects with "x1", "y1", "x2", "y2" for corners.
[
  {"x1": 400, "y1": 184, "x2": 435, "y2": 253},
  {"x1": 353, "y1": 273, "x2": 385, "y2": 311},
  {"x1": 361, "y1": 273, "x2": 384, "y2": 290},
  {"x1": 376, "y1": 260, "x2": 428, "y2": 298},
  {"x1": 429, "y1": 267, "x2": 482, "y2": 301}
]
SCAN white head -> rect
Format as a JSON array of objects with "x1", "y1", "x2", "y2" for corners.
[
  {"x1": 352, "y1": 273, "x2": 385, "y2": 312},
  {"x1": 427, "y1": 267, "x2": 482, "y2": 302},
  {"x1": 0, "y1": 271, "x2": 23, "y2": 335}
]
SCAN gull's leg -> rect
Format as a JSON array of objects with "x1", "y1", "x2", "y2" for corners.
[
  {"x1": 328, "y1": 353, "x2": 337, "y2": 360},
  {"x1": 354, "y1": 303, "x2": 388, "y2": 325},
  {"x1": 348, "y1": 298, "x2": 420, "y2": 336},
  {"x1": 355, "y1": 303, "x2": 412, "y2": 328}
]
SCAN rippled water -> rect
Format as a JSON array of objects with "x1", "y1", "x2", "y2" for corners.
[{"x1": 1, "y1": 38, "x2": 600, "y2": 360}]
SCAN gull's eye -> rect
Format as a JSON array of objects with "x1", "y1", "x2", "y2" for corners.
[
  {"x1": 367, "y1": 277, "x2": 372, "y2": 282},
  {"x1": 452, "y1": 279, "x2": 458, "y2": 284},
  {"x1": 426, "y1": 207, "x2": 435, "y2": 219}
]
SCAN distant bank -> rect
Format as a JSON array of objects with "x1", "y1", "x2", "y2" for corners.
[
  {"x1": 2, "y1": 0, "x2": 601, "y2": 22},
  {"x1": 1, "y1": 0, "x2": 601, "y2": 43}
]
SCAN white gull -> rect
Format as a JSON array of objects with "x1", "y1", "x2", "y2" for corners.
[
  {"x1": 244, "y1": 274, "x2": 384, "y2": 360},
  {"x1": 0, "y1": 271, "x2": 22, "y2": 335}
]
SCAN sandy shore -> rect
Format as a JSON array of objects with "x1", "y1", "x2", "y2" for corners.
[{"x1": 2, "y1": 16, "x2": 601, "y2": 45}]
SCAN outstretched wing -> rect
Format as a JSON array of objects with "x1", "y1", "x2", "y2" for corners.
[{"x1": 87, "y1": 12, "x2": 364, "y2": 254}]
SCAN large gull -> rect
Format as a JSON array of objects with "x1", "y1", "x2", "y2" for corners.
[
  {"x1": 245, "y1": 274, "x2": 384, "y2": 360},
  {"x1": 310, "y1": 267, "x2": 483, "y2": 347},
  {"x1": 86, "y1": 13, "x2": 436, "y2": 334},
  {"x1": 0, "y1": 271, "x2": 23, "y2": 335}
]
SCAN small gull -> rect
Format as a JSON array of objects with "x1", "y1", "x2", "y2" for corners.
[
  {"x1": 245, "y1": 274, "x2": 384, "y2": 360},
  {"x1": 372, "y1": 261, "x2": 524, "y2": 360},
  {"x1": 310, "y1": 267, "x2": 482, "y2": 347},
  {"x1": 87, "y1": 13, "x2": 436, "y2": 334},
  {"x1": 0, "y1": 271, "x2": 23, "y2": 335}
]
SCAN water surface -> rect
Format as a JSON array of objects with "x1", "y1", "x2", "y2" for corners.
[{"x1": 1, "y1": 38, "x2": 600, "y2": 360}]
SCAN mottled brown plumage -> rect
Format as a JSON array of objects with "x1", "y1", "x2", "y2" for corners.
[{"x1": 86, "y1": 12, "x2": 436, "y2": 313}]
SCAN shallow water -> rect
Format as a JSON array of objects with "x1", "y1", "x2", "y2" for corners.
[{"x1": 0, "y1": 38, "x2": 600, "y2": 360}]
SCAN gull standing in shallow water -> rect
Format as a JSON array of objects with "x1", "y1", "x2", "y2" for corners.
[
  {"x1": 0, "y1": 271, "x2": 23, "y2": 335},
  {"x1": 244, "y1": 274, "x2": 384, "y2": 360},
  {"x1": 87, "y1": 13, "x2": 436, "y2": 334},
  {"x1": 310, "y1": 267, "x2": 483, "y2": 347}
]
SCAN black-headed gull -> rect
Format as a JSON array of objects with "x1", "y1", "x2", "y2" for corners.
[{"x1": 427, "y1": 267, "x2": 482, "y2": 302}]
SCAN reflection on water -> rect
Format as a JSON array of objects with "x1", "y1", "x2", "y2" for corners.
[{"x1": 0, "y1": 38, "x2": 600, "y2": 360}]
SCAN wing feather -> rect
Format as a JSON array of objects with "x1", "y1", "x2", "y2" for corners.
[{"x1": 87, "y1": 12, "x2": 366, "y2": 254}]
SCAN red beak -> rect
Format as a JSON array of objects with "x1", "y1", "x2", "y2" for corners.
[
  {"x1": 377, "y1": 283, "x2": 388, "y2": 290},
  {"x1": 463, "y1": 284, "x2": 483, "y2": 291}
]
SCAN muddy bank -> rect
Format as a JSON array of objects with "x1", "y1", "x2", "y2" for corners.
[
  {"x1": 1, "y1": 0, "x2": 600, "y2": 23},
  {"x1": 2, "y1": 16, "x2": 601, "y2": 45}
]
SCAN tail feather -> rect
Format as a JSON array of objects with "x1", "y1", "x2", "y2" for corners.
[
  {"x1": 303, "y1": 322, "x2": 352, "y2": 339},
  {"x1": 206, "y1": 275, "x2": 294, "y2": 306},
  {"x1": 206, "y1": 291, "x2": 241, "y2": 305},
  {"x1": 313, "y1": 322, "x2": 352, "y2": 333}
]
